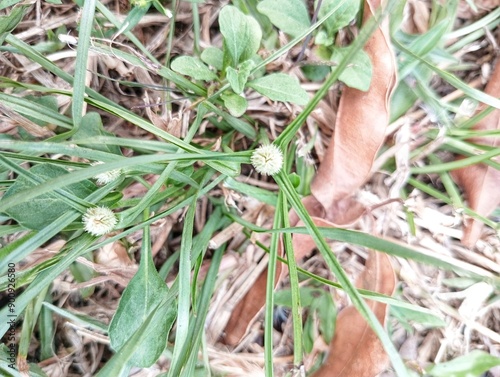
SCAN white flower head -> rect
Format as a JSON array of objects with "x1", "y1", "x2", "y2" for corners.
[
  {"x1": 251, "y1": 144, "x2": 283, "y2": 176},
  {"x1": 91, "y1": 161, "x2": 122, "y2": 185},
  {"x1": 82, "y1": 206, "x2": 117, "y2": 236}
]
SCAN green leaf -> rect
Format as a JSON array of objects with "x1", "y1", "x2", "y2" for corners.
[
  {"x1": 331, "y1": 47, "x2": 372, "y2": 91},
  {"x1": 69, "y1": 253, "x2": 95, "y2": 298},
  {"x1": 301, "y1": 64, "x2": 330, "y2": 82},
  {"x1": 23, "y1": 95, "x2": 59, "y2": 128},
  {"x1": 200, "y1": 47, "x2": 223, "y2": 71},
  {"x1": 108, "y1": 226, "x2": 174, "y2": 368},
  {"x1": 426, "y1": 350, "x2": 500, "y2": 377},
  {"x1": 72, "y1": 112, "x2": 122, "y2": 155},
  {"x1": 391, "y1": 305, "x2": 445, "y2": 328},
  {"x1": 225, "y1": 59, "x2": 255, "y2": 94},
  {"x1": 115, "y1": 3, "x2": 151, "y2": 37},
  {"x1": 314, "y1": 29, "x2": 334, "y2": 46},
  {"x1": 248, "y1": 73, "x2": 308, "y2": 105},
  {"x1": 0, "y1": 4, "x2": 26, "y2": 45},
  {"x1": 219, "y1": 5, "x2": 262, "y2": 67},
  {"x1": 303, "y1": 314, "x2": 315, "y2": 353},
  {"x1": 171, "y1": 56, "x2": 217, "y2": 81},
  {"x1": 0, "y1": 0, "x2": 22, "y2": 11},
  {"x1": 1, "y1": 164, "x2": 96, "y2": 230},
  {"x1": 317, "y1": 0, "x2": 359, "y2": 35},
  {"x1": 315, "y1": 292, "x2": 335, "y2": 343},
  {"x1": 257, "y1": 0, "x2": 310, "y2": 38},
  {"x1": 221, "y1": 92, "x2": 248, "y2": 117},
  {"x1": 223, "y1": 176, "x2": 277, "y2": 206}
]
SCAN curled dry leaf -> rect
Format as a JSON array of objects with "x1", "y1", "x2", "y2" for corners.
[
  {"x1": 310, "y1": 0, "x2": 397, "y2": 221},
  {"x1": 452, "y1": 61, "x2": 500, "y2": 248}
]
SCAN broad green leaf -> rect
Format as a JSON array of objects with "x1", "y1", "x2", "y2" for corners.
[
  {"x1": 427, "y1": 350, "x2": 500, "y2": 377},
  {"x1": 1, "y1": 164, "x2": 96, "y2": 230},
  {"x1": 331, "y1": 47, "x2": 372, "y2": 91},
  {"x1": 108, "y1": 226, "x2": 173, "y2": 368},
  {"x1": 72, "y1": 112, "x2": 122, "y2": 155},
  {"x1": 171, "y1": 56, "x2": 217, "y2": 81},
  {"x1": 225, "y1": 59, "x2": 255, "y2": 94},
  {"x1": 257, "y1": 0, "x2": 310, "y2": 38},
  {"x1": 317, "y1": 0, "x2": 359, "y2": 35},
  {"x1": 248, "y1": 73, "x2": 308, "y2": 105},
  {"x1": 200, "y1": 47, "x2": 223, "y2": 71},
  {"x1": 221, "y1": 92, "x2": 248, "y2": 117},
  {"x1": 219, "y1": 5, "x2": 262, "y2": 67},
  {"x1": 97, "y1": 299, "x2": 175, "y2": 376}
]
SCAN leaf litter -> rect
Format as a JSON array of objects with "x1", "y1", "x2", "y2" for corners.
[{"x1": 1, "y1": 0, "x2": 499, "y2": 376}]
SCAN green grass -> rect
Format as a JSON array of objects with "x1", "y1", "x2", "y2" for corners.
[{"x1": 0, "y1": 1, "x2": 499, "y2": 376}]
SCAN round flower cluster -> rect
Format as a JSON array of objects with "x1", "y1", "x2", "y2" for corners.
[
  {"x1": 82, "y1": 207, "x2": 117, "y2": 236},
  {"x1": 91, "y1": 161, "x2": 122, "y2": 186},
  {"x1": 251, "y1": 144, "x2": 283, "y2": 176}
]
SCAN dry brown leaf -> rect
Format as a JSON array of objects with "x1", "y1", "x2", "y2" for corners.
[
  {"x1": 310, "y1": 0, "x2": 397, "y2": 219},
  {"x1": 401, "y1": 0, "x2": 430, "y2": 34},
  {"x1": 452, "y1": 61, "x2": 500, "y2": 248},
  {"x1": 311, "y1": 250, "x2": 396, "y2": 377}
]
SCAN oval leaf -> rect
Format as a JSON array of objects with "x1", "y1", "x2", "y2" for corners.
[
  {"x1": 257, "y1": 0, "x2": 310, "y2": 38},
  {"x1": 109, "y1": 227, "x2": 173, "y2": 367},
  {"x1": 221, "y1": 92, "x2": 248, "y2": 118},
  {"x1": 2, "y1": 163, "x2": 96, "y2": 230},
  {"x1": 248, "y1": 73, "x2": 308, "y2": 105},
  {"x1": 219, "y1": 5, "x2": 262, "y2": 67},
  {"x1": 201, "y1": 47, "x2": 223, "y2": 71},
  {"x1": 171, "y1": 56, "x2": 217, "y2": 81}
]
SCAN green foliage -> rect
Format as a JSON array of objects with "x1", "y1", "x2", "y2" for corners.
[
  {"x1": 275, "y1": 286, "x2": 336, "y2": 346},
  {"x1": 1, "y1": 164, "x2": 96, "y2": 230},
  {"x1": 0, "y1": 3, "x2": 26, "y2": 44},
  {"x1": 200, "y1": 46, "x2": 223, "y2": 71},
  {"x1": 426, "y1": 350, "x2": 500, "y2": 377},
  {"x1": 257, "y1": 0, "x2": 310, "y2": 38},
  {"x1": 219, "y1": 5, "x2": 262, "y2": 68},
  {"x1": 248, "y1": 73, "x2": 309, "y2": 105},
  {"x1": 171, "y1": 56, "x2": 217, "y2": 81},
  {"x1": 72, "y1": 112, "x2": 122, "y2": 155},
  {"x1": 330, "y1": 47, "x2": 372, "y2": 91},
  {"x1": 226, "y1": 59, "x2": 255, "y2": 94},
  {"x1": 316, "y1": 0, "x2": 359, "y2": 34},
  {"x1": 109, "y1": 226, "x2": 175, "y2": 368},
  {"x1": 221, "y1": 92, "x2": 248, "y2": 117}
]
